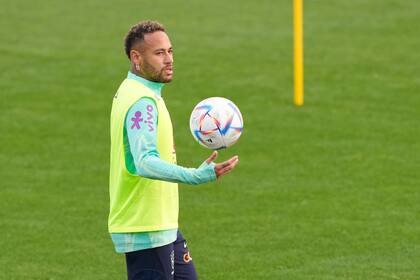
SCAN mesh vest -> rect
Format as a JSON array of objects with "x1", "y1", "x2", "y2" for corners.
[{"x1": 108, "y1": 78, "x2": 178, "y2": 233}]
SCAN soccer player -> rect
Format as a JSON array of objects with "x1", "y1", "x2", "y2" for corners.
[{"x1": 108, "y1": 21, "x2": 239, "y2": 280}]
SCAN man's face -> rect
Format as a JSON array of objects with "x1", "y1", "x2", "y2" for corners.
[{"x1": 135, "y1": 31, "x2": 174, "y2": 83}]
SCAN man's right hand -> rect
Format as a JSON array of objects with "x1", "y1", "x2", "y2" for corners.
[{"x1": 205, "y1": 151, "x2": 239, "y2": 178}]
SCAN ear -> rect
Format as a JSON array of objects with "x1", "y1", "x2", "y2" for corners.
[{"x1": 130, "y1": 49, "x2": 142, "y2": 66}]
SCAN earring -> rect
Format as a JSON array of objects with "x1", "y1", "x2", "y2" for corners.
[{"x1": 135, "y1": 64, "x2": 140, "y2": 71}]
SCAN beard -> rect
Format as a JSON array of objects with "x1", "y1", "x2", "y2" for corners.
[{"x1": 141, "y1": 60, "x2": 173, "y2": 83}]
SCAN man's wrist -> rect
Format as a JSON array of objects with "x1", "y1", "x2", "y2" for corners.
[{"x1": 197, "y1": 161, "x2": 217, "y2": 182}]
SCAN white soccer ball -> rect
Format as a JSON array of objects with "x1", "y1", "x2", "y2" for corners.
[{"x1": 189, "y1": 97, "x2": 243, "y2": 150}]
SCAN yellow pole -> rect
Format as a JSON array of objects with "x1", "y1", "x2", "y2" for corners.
[{"x1": 294, "y1": 0, "x2": 304, "y2": 106}]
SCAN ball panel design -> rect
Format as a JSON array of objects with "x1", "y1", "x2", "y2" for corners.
[
  {"x1": 190, "y1": 97, "x2": 243, "y2": 150},
  {"x1": 193, "y1": 129, "x2": 225, "y2": 150}
]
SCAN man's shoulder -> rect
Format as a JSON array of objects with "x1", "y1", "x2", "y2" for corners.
[{"x1": 114, "y1": 80, "x2": 157, "y2": 106}]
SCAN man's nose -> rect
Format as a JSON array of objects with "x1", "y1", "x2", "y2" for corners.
[{"x1": 164, "y1": 52, "x2": 173, "y2": 64}]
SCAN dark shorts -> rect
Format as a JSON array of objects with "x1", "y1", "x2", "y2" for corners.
[{"x1": 125, "y1": 231, "x2": 198, "y2": 280}]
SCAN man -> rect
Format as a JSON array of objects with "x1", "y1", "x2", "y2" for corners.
[{"x1": 108, "y1": 20, "x2": 239, "y2": 280}]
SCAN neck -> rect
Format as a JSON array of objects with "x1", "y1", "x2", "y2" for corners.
[
  {"x1": 130, "y1": 67, "x2": 146, "y2": 80},
  {"x1": 127, "y1": 71, "x2": 164, "y2": 96}
]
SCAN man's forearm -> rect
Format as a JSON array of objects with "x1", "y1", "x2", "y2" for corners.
[{"x1": 136, "y1": 154, "x2": 216, "y2": 185}]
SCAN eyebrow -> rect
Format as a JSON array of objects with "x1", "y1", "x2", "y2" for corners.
[{"x1": 153, "y1": 47, "x2": 173, "y2": 52}]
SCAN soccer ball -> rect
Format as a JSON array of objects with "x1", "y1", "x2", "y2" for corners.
[{"x1": 189, "y1": 97, "x2": 243, "y2": 150}]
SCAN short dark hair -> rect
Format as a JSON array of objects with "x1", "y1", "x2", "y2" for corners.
[{"x1": 124, "y1": 20, "x2": 166, "y2": 59}]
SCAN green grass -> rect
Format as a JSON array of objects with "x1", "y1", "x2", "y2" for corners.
[{"x1": 1, "y1": 0, "x2": 419, "y2": 279}]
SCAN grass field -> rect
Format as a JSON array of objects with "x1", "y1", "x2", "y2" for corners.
[{"x1": 1, "y1": 0, "x2": 420, "y2": 279}]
